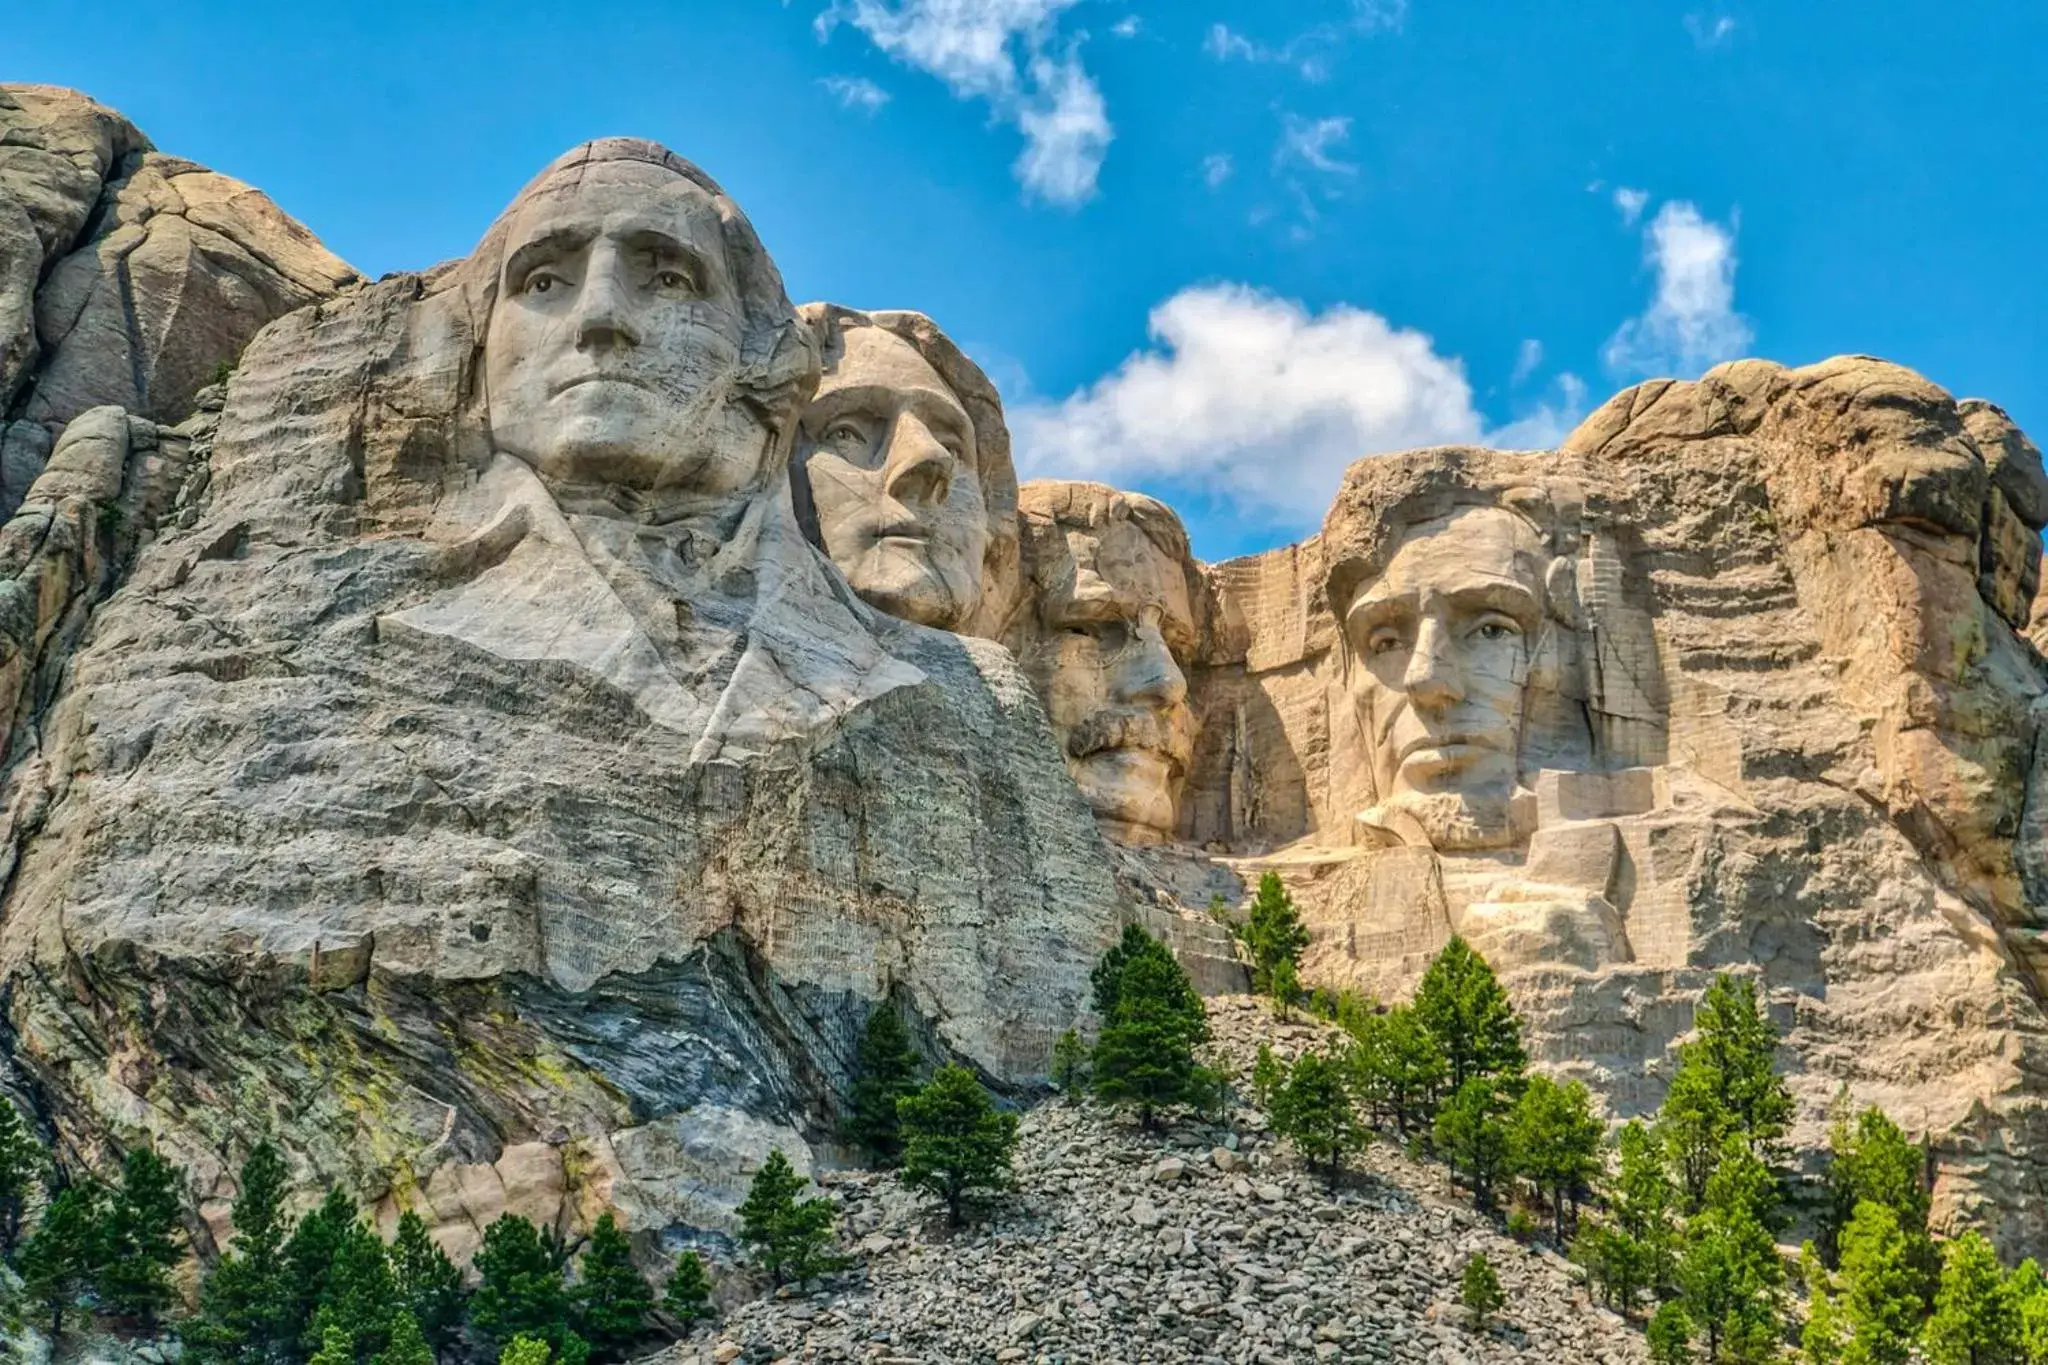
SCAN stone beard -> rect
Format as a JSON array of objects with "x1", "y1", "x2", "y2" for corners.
[
  {"x1": 794, "y1": 309, "x2": 1012, "y2": 632},
  {"x1": 1342, "y1": 505, "x2": 1554, "y2": 852},
  {"x1": 1011, "y1": 484, "x2": 1199, "y2": 844}
]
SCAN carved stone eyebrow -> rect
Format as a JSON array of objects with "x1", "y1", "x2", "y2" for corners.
[
  {"x1": 503, "y1": 226, "x2": 596, "y2": 291},
  {"x1": 808, "y1": 383, "x2": 976, "y2": 466}
]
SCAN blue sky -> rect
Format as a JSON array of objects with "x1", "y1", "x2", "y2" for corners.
[{"x1": 11, "y1": 1, "x2": 2045, "y2": 560}]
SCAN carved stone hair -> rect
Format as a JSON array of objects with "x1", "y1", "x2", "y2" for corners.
[
  {"x1": 456, "y1": 138, "x2": 818, "y2": 484},
  {"x1": 796, "y1": 303, "x2": 1021, "y2": 636},
  {"x1": 1010, "y1": 479, "x2": 1206, "y2": 648}
]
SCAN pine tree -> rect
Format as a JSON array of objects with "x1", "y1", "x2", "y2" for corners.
[
  {"x1": 662, "y1": 1250, "x2": 713, "y2": 1330},
  {"x1": 1238, "y1": 872, "x2": 1309, "y2": 998},
  {"x1": 1346, "y1": 1003, "x2": 1447, "y2": 1138},
  {"x1": 1269, "y1": 1047, "x2": 1369, "y2": 1191},
  {"x1": 1434, "y1": 1077, "x2": 1511, "y2": 1212},
  {"x1": 20, "y1": 1181, "x2": 102, "y2": 1338},
  {"x1": 470, "y1": 1214, "x2": 572, "y2": 1354},
  {"x1": 0, "y1": 1100, "x2": 44, "y2": 1259},
  {"x1": 1799, "y1": 1242, "x2": 1845, "y2": 1365},
  {"x1": 315, "y1": 1220, "x2": 397, "y2": 1360},
  {"x1": 1268, "y1": 958, "x2": 1301, "y2": 1020},
  {"x1": 1676, "y1": 1143, "x2": 1785, "y2": 1365},
  {"x1": 497, "y1": 1336, "x2": 553, "y2": 1365},
  {"x1": 897, "y1": 1064, "x2": 1020, "y2": 1227},
  {"x1": 183, "y1": 1139, "x2": 298, "y2": 1365},
  {"x1": 1090, "y1": 935, "x2": 1210, "y2": 1132},
  {"x1": 1411, "y1": 937, "x2": 1527, "y2": 1092},
  {"x1": 284, "y1": 1187, "x2": 361, "y2": 1348},
  {"x1": 1251, "y1": 1043, "x2": 1283, "y2": 1110},
  {"x1": 390, "y1": 1210, "x2": 464, "y2": 1357},
  {"x1": 2008, "y1": 1258, "x2": 2048, "y2": 1365},
  {"x1": 1090, "y1": 924, "x2": 1161, "y2": 1018},
  {"x1": 1459, "y1": 1251, "x2": 1505, "y2": 1329},
  {"x1": 309, "y1": 1324, "x2": 356, "y2": 1365},
  {"x1": 1506, "y1": 1075, "x2": 1603, "y2": 1243},
  {"x1": 1646, "y1": 1302, "x2": 1693, "y2": 1365},
  {"x1": 735, "y1": 1152, "x2": 843, "y2": 1288},
  {"x1": 844, "y1": 1006, "x2": 921, "y2": 1166},
  {"x1": 1599, "y1": 1119, "x2": 1680, "y2": 1310},
  {"x1": 1835, "y1": 1201, "x2": 1921, "y2": 1365},
  {"x1": 1050, "y1": 1029, "x2": 1089, "y2": 1098},
  {"x1": 1925, "y1": 1230, "x2": 2021, "y2": 1365},
  {"x1": 375, "y1": 1310, "x2": 434, "y2": 1365},
  {"x1": 572, "y1": 1213, "x2": 653, "y2": 1360},
  {"x1": 1820, "y1": 1104, "x2": 1928, "y2": 1265},
  {"x1": 95, "y1": 1146, "x2": 187, "y2": 1325},
  {"x1": 1662, "y1": 976, "x2": 1793, "y2": 1211}
]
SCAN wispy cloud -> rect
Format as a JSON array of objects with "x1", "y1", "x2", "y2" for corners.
[
  {"x1": 1110, "y1": 15, "x2": 1140, "y2": 38},
  {"x1": 1684, "y1": 13, "x2": 1738, "y2": 49},
  {"x1": 1199, "y1": 2, "x2": 1406, "y2": 80},
  {"x1": 818, "y1": 74, "x2": 892, "y2": 114},
  {"x1": 1012, "y1": 282, "x2": 1581, "y2": 533},
  {"x1": 1612, "y1": 186, "x2": 1649, "y2": 226},
  {"x1": 817, "y1": 0, "x2": 1111, "y2": 206},
  {"x1": 1276, "y1": 114, "x2": 1357, "y2": 175},
  {"x1": 1202, "y1": 153, "x2": 1235, "y2": 190},
  {"x1": 1510, "y1": 338, "x2": 1544, "y2": 386},
  {"x1": 1603, "y1": 201, "x2": 1754, "y2": 378},
  {"x1": 1204, "y1": 23, "x2": 1259, "y2": 61}
]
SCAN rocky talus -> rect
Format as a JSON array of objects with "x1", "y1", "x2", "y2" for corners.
[{"x1": 680, "y1": 998, "x2": 1644, "y2": 1365}]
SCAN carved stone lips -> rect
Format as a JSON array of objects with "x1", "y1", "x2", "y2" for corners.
[{"x1": 550, "y1": 372, "x2": 656, "y2": 397}]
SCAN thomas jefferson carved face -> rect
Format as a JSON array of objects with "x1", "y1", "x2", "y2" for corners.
[
  {"x1": 1344, "y1": 506, "x2": 1548, "y2": 851},
  {"x1": 484, "y1": 159, "x2": 755, "y2": 497},
  {"x1": 1012, "y1": 487, "x2": 1198, "y2": 844},
  {"x1": 799, "y1": 326, "x2": 989, "y2": 629}
]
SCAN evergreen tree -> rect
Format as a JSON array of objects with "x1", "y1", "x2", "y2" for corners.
[
  {"x1": 1506, "y1": 1075, "x2": 1603, "y2": 1243},
  {"x1": 1459, "y1": 1252, "x2": 1504, "y2": 1329},
  {"x1": 20, "y1": 1181, "x2": 102, "y2": 1338},
  {"x1": 2008, "y1": 1259, "x2": 2048, "y2": 1365},
  {"x1": 897, "y1": 1065, "x2": 1020, "y2": 1228},
  {"x1": 1835, "y1": 1201, "x2": 1921, "y2": 1365},
  {"x1": 184, "y1": 1139, "x2": 298, "y2": 1365},
  {"x1": 735, "y1": 1152, "x2": 843, "y2": 1288},
  {"x1": 1925, "y1": 1230, "x2": 2021, "y2": 1365},
  {"x1": 1250, "y1": 1043, "x2": 1283, "y2": 1111},
  {"x1": 1662, "y1": 975, "x2": 1793, "y2": 1209},
  {"x1": 469, "y1": 1214, "x2": 572, "y2": 1355},
  {"x1": 390, "y1": 1210, "x2": 464, "y2": 1358},
  {"x1": 1090, "y1": 937, "x2": 1210, "y2": 1132},
  {"x1": 662, "y1": 1250, "x2": 713, "y2": 1330},
  {"x1": 1659, "y1": 1059, "x2": 1734, "y2": 1214},
  {"x1": 1269, "y1": 1047, "x2": 1369, "y2": 1191},
  {"x1": 95, "y1": 1146, "x2": 187, "y2": 1325},
  {"x1": 1090, "y1": 924, "x2": 1160, "y2": 1018},
  {"x1": 309, "y1": 1324, "x2": 356, "y2": 1365},
  {"x1": 285, "y1": 1187, "x2": 361, "y2": 1348},
  {"x1": 1347, "y1": 1004, "x2": 1447, "y2": 1138},
  {"x1": 1597, "y1": 1119, "x2": 1680, "y2": 1310},
  {"x1": 843, "y1": 1005, "x2": 921, "y2": 1166},
  {"x1": 1646, "y1": 1302, "x2": 1693, "y2": 1365},
  {"x1": 314, "y1": 1221, "x2": 397, "y2": 1361},
  {"x1": 1238, "y1": 872, "x2": 1310, "y2": 998},
  {"x1": 1411, "y1": 937, "x2": 1527, "y2": 1092},
  {"x1": 1268, "y1": 958, "x2": 1301, "y2": 1020},
  {"x1": 1050, "y1": 1029, "x2": 1088, "y2": 1098},
  {"x1": 0, "y1": 1100, "x2": 43, "y2": 1259},
  {"x1": 375, "y1": 1311, "x2": 434, "y2": 1365},
  {"x1": 497, "y1": 1336, "x2": 553, "y2": 1365},
  {"x1": 1676, "y1": 1143, "x2": 1785, "y2": 1365},
  {"x1": 572, "y1": 1213, "x2": 653, "y2": 1360},
  {"x1": 1821, "y1": 1100, "x2": 1934, "y2": 1305},
  {"x1": 1799, "y1": 1242, "x2": 1845, "y2": 1365},
  {"x1": 1433, "y1": 1077, "x2": 1511, "y2": 1213}
]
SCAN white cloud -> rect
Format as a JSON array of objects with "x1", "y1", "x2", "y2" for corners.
[
  {"x1": 1603, "y1": 201, "x2": 1754, "y2": 378},
  {"x1": 1204, "y1": 23, "x2": 1259, "y2": 61},
  {"x1": 1685, "y1": 13, "x2": 1737, "y2": 48},
  {"x1": 1110, "y1": 14, "x2": 1140, "y2": 38},
  {"x1": 1200, "y1": 3, "x2": 1405, "y2": 78},
  {"x1": 1490, "y1": 373, "x2": 1589, "y2": 450},
  {"x1": 1511, "y1": 338, "x2": 1544, "y2": 386},
  {"x1": 818, "y1": 0, "x2": 1111, "y2": 206},
  {"x1": 1202, "y1": 153, "x2": 1234, "y2": 190},
  {"x1": 818, "y1": 74, "x2": 892, "y2": 113},
  {"x1": 1014, "y1": 285, "x2": 1491, "y2": 524},
  {"x1": 1612, "y1": 186, "x2": 1649, "y2": 226},
  {"x1": 1276, "y1": 114, "x2": 1357, "y2": 175}
]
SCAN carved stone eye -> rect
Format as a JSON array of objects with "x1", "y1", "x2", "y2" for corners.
[
  {"x1": 529, "y1": 275, "x2": 554, "y2": 295},
  {"x1": 657, "y1": 270, "x2": 687, "y2": 290}
]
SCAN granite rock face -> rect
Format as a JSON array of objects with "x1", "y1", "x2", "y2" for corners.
[{"x1": 1179, "y1": 357, "x2": 2048, "y2": 1251}]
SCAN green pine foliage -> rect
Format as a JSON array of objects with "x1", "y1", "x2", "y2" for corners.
[
  {"x1": 1268, "y1": 958, "x2": 1301, "y2": 1019},
  {"x1": 308, "y1": 1324, "x2": 356, "y2": 1365},
  {"x1": 1924, "y1": 1230, "x2": 2022, "y2": 1365},
  {"x1": 1411, "y1": 937, "x2": 1527, "y2": 1093},
  {"x1": 0, "y1": 1100, "x2": 43, "y2": 1258},
  {"x1": 572, "y1": 1213, "x2": 653, "y2": 1360},
  {"x1": 1646, "y1": 1302, "x2": 1693, "y2": 1364},
  {"x1": 662, "y1": 1249, "x2": 714, "y2": 1329},
  {"x1": 2009, "y1": 1258, "x2": 2048, "y2": 1365},
  {"x1": 1433, "y1": 1077, "x2": 1511, "y2": 1212},
  {"x1": 1506, "y1": 1075, "x2": 1603, "y2": 1243},
  {"x1": 390, "y1": 1209, "x2": 465, "y2": 1356},
  {"x1": 735, "y1": 1151, "x2": 844, "y2": 1287},
  {"x1": 1574, "y1": 1120, "x2": 1679, "y2": 1316},
  {"x1": 897, "y1": 1064, "x2": 1020, "y2": 1228},
  {"x1": 1269, "y1": 1046, "x2": 1370, "y2": 1190},
  {"x1": 95, "y1": 1146, "x2": 187, "y2": 1325},
  {"x1": 375, "y1": 1310, "x2": 434, "y2": 1365},
  {"x1": 497, "y1": 1336, "x2": 553, "y2": 1365},
  {"x1": 1089, "y1": 924, "x2": 1159, "y2": 1018},
  {"x1": 1238, "y1": 872, "x2": 1310, "y2": 998},
  {"x1": 1345, "y1": 1003, "x2": 1447, "y2": 1138},
  {"x1": 1661, "y1": 975, "x2": 1793, "y2": 1209},
  {"x1": 1250, "y1": 1043, "x2": 1283, "y2": 1111},
  {"x1": 1835, "y1": 1201, "x2": 1922, "y2": 1365},
  {"x1": 285, "y1": 1187, "x2": 361, "y2": 1348},
  {"x1": 184, "y1": 1139, "x2": 299, "y2": 1364},
  {"x1": 1675, "y1": 1141, "x2": 1785, "y2": 1365},
  {"x1": 1799, "y1": 1242, "x2": 1844, "y2": 1365},
  {"x1": 1051, "y1": 1029, "x2": 1089, "y2": 1098},
  {"x1": 844, "y1": 1005, "x2": 922, "y2": 1166},
  {"x1": 1090, "y1": 932, "x2": 1211, "y2": 1131},
  {"x1": 1459, "y1": 1251, "x2": 1505, "y2": 1328},
  {"x1": 1821, "y1": 1099, "x2": 1933, "y2": 1301},
  {"x1": 19, "y1": 1181, "x2": 103, "y2": 1338},
  {"x1": 470, "y1": 1214, "x2": 574, "y2": 1354}
]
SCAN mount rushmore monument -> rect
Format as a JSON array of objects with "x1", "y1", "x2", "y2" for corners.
[{"x1": 2, "y1": 85, "x2": 2046, "y2": 1257}]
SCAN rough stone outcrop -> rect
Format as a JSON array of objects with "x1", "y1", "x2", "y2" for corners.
[{"x1": 1179, "y1": 356, "x2": 2048, "y2": 1252}]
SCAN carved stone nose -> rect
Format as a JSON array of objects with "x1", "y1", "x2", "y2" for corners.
[
  {"x1": 1114, "y1": 624, "x2": 1188, "y2": 708},
  {"x1": 883, "y1": 414, "x2": 953, "y2": 507}
]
